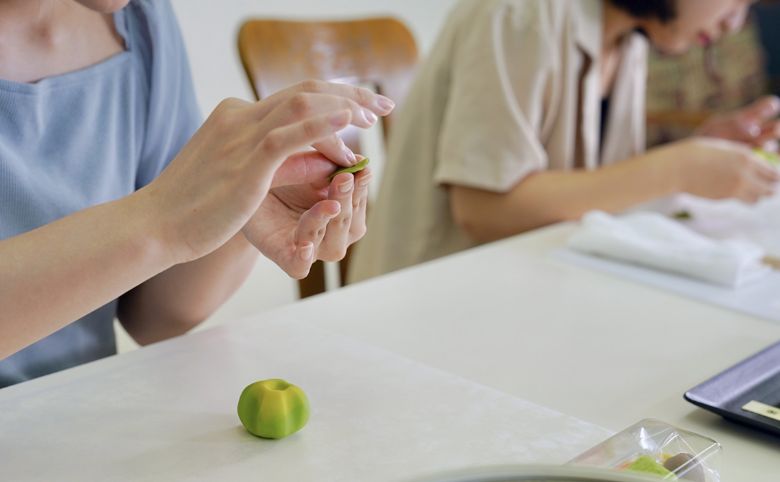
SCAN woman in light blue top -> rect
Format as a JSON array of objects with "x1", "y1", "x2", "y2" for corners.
[{"x1": 0, "y1": 0, "x2": 395, "y2": 387}]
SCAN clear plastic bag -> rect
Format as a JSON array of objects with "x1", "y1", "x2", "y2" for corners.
[{"x1": 569, "y1": 419, "x2": 722, "y2": 482}]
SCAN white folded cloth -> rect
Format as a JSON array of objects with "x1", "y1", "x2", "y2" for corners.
[
  {"x1": 664, "y1": 193, "x2": 780, "y2": 258},
  {"x1": 569, "y1": 211, "x2": 771, "y2": 288}
]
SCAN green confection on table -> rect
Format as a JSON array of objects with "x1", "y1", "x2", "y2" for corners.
[
  {"x1": 329, "y1": 157, "x2": 370, "y2": 180},
  {"x1": 627, "y1": 456, "x2": 678, "y2": 479},
  {"x1": 237, "y1": 379, "x2": 310, "y2": 440}
]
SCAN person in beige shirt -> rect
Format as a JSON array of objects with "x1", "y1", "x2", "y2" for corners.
[{"x1": 350, "y1": 0, "x2": 780, "y2": 282}]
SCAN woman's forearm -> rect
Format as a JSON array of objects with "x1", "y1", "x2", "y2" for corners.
[
  {"x1": 450, "y1": 149, "x2": 681, "y2": 243},
  {"x1": 117, "y1": 233, "x2": 258, "y2": 345},
  {"x1": 0, "y1": 193, "x2": 172, "y2": 360}
]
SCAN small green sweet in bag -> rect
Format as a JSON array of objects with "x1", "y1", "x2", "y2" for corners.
[
  {"x1": 627, "y1": 455, "x2": 677, "y2": 479},
  {"x1": 329, "y1": 157, "x2": 370, "y2": 180}
]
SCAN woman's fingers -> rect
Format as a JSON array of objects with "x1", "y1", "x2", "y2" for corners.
[
  {"x1": 701, "y1": 97, "x2": 780, "y2": 143},
  {"x1": 349, "y1": 168, "x2": 372, "y2": 243},
  {"x1": 735, "y1": 96, "x2": 780, "y2": 138},
  {"x1": 741, "y1": 96, "x2": 780, "y2": 122},
  {"x1": 269, "y1": 92, "x2": 379, "y2": 129},
  {"x1": 251, "y1": 80, "x2": 395, "y2": 170},
  {"x1": 753, "y1": 159, "x2": 780, "y2": 183},
  {"x1": 755, "y1": 120, "x2": 780, "y2": 148},
  {"x1": 317, "y1": 173, "x2": 355, "y2": 262},
  {"x1": 262, "y1": 92, "x2": 379, "y2": 166},
  {"x1": 312, "y1": 134, "x2": 359, "y2": 168},
  {"x1": 285, "y1": 170, "x2": 368, "y2": 278},
  {"x1": 256, "y1": 110, "x2": 352, "y2": 177},
  {"x1": 254, "y1": 80, "x2": 395, "y2": 120},
  {"x1": 271, "y1": 151, "x2": 335, "y2": 188},
  {"x1": 738, "y1": 161, "x2": 778, "y2": 203},
  {"x1": 289, "y1": 200, "x2": 341, "y2": 279}
]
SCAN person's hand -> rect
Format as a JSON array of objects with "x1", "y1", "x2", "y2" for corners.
[
  {"x1": 697, "y1": 96, "x2": 780, "y2": 150},
  {"x1": 136, "y1": 81, "x2": 394, "y2": 265},
  {"x1": 256, "y1": 80, "x2": 394, "y2": 166},
  {"x1": 241, "y1": 152, "x2": 371, "y2": 279},
  {"x1": 665, "y1": 137, "x2": 780, "y2": 203}
]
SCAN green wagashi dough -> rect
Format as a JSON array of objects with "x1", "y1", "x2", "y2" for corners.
[
  {"x1": 672, "y1": 211, "x2": 693, "y2": 221},
  {"x1": 329, "y1": 157, "x2": 370, "y2": 180},
  {"x1": 627, "y1": 456, "x2": 678, "y2": 479},
  {"x1": 237, "y1": 379, "x2": 310, "y2": 439},
  {"x1": 754, "y1": 148, "x2": 780, "y2": 167}
]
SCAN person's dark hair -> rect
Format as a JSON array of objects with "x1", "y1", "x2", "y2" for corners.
[{"x1": 608, "y1": 0, "x2": 677, "y2": 23}]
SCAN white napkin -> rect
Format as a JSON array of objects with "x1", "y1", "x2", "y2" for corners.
[
  {"x1": 569, "y1": 211, "x2": 771, "y2": 288},
  {"x1": 664, "y1": 193, "x2": 780, "y2": 258}
]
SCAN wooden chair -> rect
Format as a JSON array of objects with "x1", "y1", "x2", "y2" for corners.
[{"x1": 238, "y1": 17, "x2": 418, "y2": 298}]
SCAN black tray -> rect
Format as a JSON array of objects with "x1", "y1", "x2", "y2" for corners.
[{"x1": 685, "y1": 340, "x2": 780, "y2": 437}]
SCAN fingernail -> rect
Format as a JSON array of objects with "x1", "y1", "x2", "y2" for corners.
[
  {"x1": 342, "y1": 145, "x2": 357, "y2": 164},
  {"x1": 362, "y1": 109, "x2": 378, "y2": 125},
  {"x1": 768, "y1": 97, "x2": 780, "y2": 112},
  {"x1": 339, "y1": 178, "x2": 354, "y2": 193},
  {"x1": 359, "y1": 176, "x2": 372, "y2": 187},
  {"x1": 747, "y1": 124, "x2": 761, "y2": 138},
  {"x1": 299, "y1": 243, "x2": 314, "y2": 261},
  {"x1": 757, "y1": 98, "x2": 780, "y2": 117},
  {"x1": 376, "y1": 96, "x2": 395, "y2": 113}
]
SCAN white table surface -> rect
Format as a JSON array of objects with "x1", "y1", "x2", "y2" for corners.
[
  {"x1": 0, "y1": 319, "x2": 609, "y2": 482},
  {"x1": 2, "y1": 224, "x2": 779, "y2": 481}
]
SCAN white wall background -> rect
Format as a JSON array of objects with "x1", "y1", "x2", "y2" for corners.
[{"x1": 116, "y1": 0, "x2": 459, "y2": 351}]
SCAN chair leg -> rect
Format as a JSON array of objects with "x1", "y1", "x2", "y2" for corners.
[
  {"x1": 298, "y1": 260, "x2": 327, "y2": 298},
  {"x1": 339, "y1": 244, "x2": 356, "y2": 288}
]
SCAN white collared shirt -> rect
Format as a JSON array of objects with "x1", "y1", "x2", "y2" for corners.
[{"x1": 350, "y1": 0, "x2": 648, "y2": 282}]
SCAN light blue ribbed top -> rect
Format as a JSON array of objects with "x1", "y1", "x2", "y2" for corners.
[{"x1": 0, "y1": 0, "x2": 201, "y2": 387}]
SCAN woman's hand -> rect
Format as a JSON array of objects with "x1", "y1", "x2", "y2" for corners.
[
  {"x1": 665, "y1": 137, "x2": 780, "y2": 203},
  {"x1": 136, "y1": 81, "x2": 393, "y2": 266},
  {"x1": 697, "y1": 96, "x2": 780, "y2": 149},
  {"x1": 242, "y1": 152, "x2": 371, "y2": 279}
]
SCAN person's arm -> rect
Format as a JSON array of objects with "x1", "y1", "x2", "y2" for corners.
[
  {"x1": 0, "y1": 193, "x2": 172, "y2": 359},
  {"x1": 117, "y1": 233, "x2": 257, "y2": 346},
  {"x1": 450, "y1": 150, "x2": 677, "y2": 243},
  {"x1": 117, "y1": 88, "x2": 390, "y2": 346},
  {"x1": 451, "y1": 137, "x2": 780, "y2": 244},
  {"x1": 0, "y1": 81, "x2": 395, "y2": 360},
  {"x1": 116, "y1": 151, "x2": 374, "y2": 346}
]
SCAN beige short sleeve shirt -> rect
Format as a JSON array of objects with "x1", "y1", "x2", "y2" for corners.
[{"x1": 349, "y1": 0, "x2": 648, "y2": 282}]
